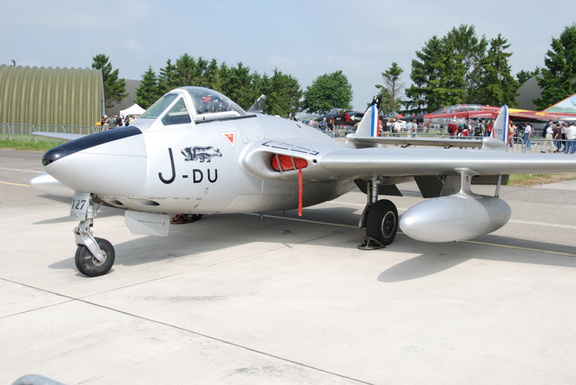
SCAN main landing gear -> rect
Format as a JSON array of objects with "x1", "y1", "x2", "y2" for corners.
[
  {"x1": 72, "y1": 194, "x2": 115, "y2": 277},
  {"x1": 358, "y1": 178, "x2": 399, "y2": 250}
]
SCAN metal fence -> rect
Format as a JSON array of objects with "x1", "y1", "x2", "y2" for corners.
[{"x1": 0, "y1": 123, "x2": 101, "y2": 141}]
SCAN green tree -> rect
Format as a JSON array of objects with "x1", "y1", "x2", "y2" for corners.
[
  {"x1": 224, "y1": 62, "x2": 260, "y2": 109},
  {"x1": 204, "y1": 59, "x2": 223, "y2": 91},
  {"x1": 172, "y1": 54, "x2": 197, "y2": 86},
  {"x1": 135, "y1": 55, "x2": 302, "y2": 115},
  {"x1": 516, "y1": 69, "x2": 537, "y2": 85},
  {"x1": 259, "y1": 68, "x2": 302, "y2": 117},
  {"x1": 301, "y1": 70, "x2": 353, "y2": 114},
  {"x1": 158, "y1": 59, "x2": 177, "y2": 94},
  {"x1": 533, "y1": 24, "x2": 576, "y2": 110},
  {"x1": 473, "y1": 34, "x2": 519, "y2": 106},
  {"x1": 405, "y1": 36, "x2": 466, "y2": 114},
  {"x1": 446, "y1": 25, "x2": 488, "y2": 101},
  {"x1": 376, "y1": 62, "x2": 403, "y2": 115},
  {"x1": 92, "y1": 54, "x2": 127, "y2": 109},
  {"x1": 135, "y1": 66, "x2": 162, "y2": 109}
]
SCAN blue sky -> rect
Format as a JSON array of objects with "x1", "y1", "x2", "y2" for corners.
[{"x1": 2, "y1": 0, "x2": 576, "y2": 110}]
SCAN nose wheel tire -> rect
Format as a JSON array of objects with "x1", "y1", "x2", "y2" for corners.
[
  {"x1": 75, "y1": 237, "x2": 115, "y2": 277},
  {"x1": 365, "y1": 199, "x2": 398, "y2": 246}
]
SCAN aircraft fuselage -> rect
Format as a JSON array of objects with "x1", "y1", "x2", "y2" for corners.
[{"x1": 42, "y1": 88, "x2": 354, "y2": 215}]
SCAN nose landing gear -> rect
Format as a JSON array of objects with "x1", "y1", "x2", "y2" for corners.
[{"x1": 72, "y1": 193, "x2": 115, "y2": 277}]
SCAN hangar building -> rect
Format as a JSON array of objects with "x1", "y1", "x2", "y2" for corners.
[{"x1": 0, "y1": 65, "x2": 104, "y2": 127}]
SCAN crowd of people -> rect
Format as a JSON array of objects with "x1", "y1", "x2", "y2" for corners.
[
  {"x1": 540, "y1": 120, "x2": 576, "y2": 154},
  {"x1": 310, "y1": 115, "x2": 576, "y2": 155},
  {"x1": 99, "y1": 114, "x2": 137, "y2": 130}
]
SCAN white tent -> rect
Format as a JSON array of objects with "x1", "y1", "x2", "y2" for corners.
[{"x1": 120, "y1": 103, "x2": 145, "y2": 116}]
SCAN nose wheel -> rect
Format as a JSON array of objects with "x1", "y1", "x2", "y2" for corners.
[
  {"x1": 75, "y1": 237, "x2": 115, "y2": 277},
  {"x1": 71, "y1": 192, "x2": 116, "y2": 277}
]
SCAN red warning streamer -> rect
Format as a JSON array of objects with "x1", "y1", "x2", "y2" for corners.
[
  {"x1": 298, "y1": 167, "x2": 303, "y2": 216},
  {"x1": 271, "y1": 154, "x2": 307, "y2": 216}
]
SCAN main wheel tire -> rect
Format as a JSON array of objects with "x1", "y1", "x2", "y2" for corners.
[
  {"x1": 75, "y1": 237, "x2": 115, "y2": 277},
  {"x1": 365, "y1": 199, "x2": 398, "y2": 246}
]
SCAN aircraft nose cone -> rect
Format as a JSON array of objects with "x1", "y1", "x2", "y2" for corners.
[
  {"x1": 42, "y1": 146, "x2": 68, "y2": 166},
  {"x1": 42, "y1": 127, "x2": 143, "y2": 166},
  {"x1": 42, "y1": 126, "x2": 146, "y2": 195}
]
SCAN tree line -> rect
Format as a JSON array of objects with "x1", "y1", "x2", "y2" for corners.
[{"x1": 94, "y1": 23, "x2": 576, "y2": 118}]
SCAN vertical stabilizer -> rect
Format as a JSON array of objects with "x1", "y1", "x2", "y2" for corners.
[
  {"x1": 492, "y1": 105, "x2": 509, "y2": 144},
  {"x1": 543, "y1": 93, "x2": 576, "y2": 114},
  {"x1": 355, "y1": 104, "x2": 379, "y2": 137}
]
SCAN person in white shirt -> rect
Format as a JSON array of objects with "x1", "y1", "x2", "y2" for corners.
[
  {"x1": 524, "y1": 123, "x2": 534, "y2": 150},
  {"x1": 542, "y1": 122, "x2": 556, "y2": 153},
  {"x1": 564, "y1": 121, "x2": 576, "y2": 154}
]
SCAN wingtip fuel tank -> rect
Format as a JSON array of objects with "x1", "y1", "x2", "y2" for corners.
[{"x1": 399, "y1": 193, "x2": 512, "y2": 243}]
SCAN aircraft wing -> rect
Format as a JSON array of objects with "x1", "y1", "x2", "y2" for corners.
[
  {"x1": 244, "y1": 104, "x2": 575, "y2": 185},
  {"x1": 316, "y1": 146, "x2": 575, "y2": 178},
  {"x1": 242, "y1": 138, "x2": 576, "y2": 193},
  {"x1": 32, "y1": 131, "x2": 85, "y2": 142}
]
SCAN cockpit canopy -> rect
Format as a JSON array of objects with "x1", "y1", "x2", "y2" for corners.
[{"x1": 138, "y1": 86, "x2": 247, "y2": 125}]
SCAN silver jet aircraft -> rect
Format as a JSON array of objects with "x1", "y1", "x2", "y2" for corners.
[{"x1": 31, "y1": 87, "x2": 576, "y2": 276}]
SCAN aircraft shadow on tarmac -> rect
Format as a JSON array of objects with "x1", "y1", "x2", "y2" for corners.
[
  {"x1": 377, "y1": 234, "x2": 576, "y2": 282},
  {"x1": 45, "y1": 207, "x2": 576, "y2": 281}
]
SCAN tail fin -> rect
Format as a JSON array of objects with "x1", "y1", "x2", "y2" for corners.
[
  {"x1": 248, "y1": 94, "x2": 266, "y2": 113},
  {"x1": 492, "y1": 105, "x2": 509, "y2": 144},
  {"x1": 543, "y1": 93, "x2": 576, "y2": 113},
  {"x1": 355, "y1": 103, "x2": 380, "y2": 137}
]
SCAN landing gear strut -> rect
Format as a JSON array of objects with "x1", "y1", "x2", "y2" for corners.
[
  {"x1": 358, "y1": 178, "x2": 399, "y2": 250},
  {"x1": 72, "y1": 193, "x2": 115, "y2": 276}
]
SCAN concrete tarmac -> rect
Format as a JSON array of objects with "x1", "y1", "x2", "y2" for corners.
[{"x1": 1, "y1": 149, "x2": 575, "y2": 385}]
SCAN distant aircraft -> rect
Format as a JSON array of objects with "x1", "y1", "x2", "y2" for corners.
[
  {"x1": 31, "y1": 87, "x2": 576, "y2": 277},
  {"x1": 410, "y1": 93, "x2": 576, "y2": 127},
  {"x1": 315, "y1": 108, "x2": 364, "y2": 126}
]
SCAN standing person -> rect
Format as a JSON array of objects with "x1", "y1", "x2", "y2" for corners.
[
  {"x1": 409, "y1": 120, "x2": 418, "y2": 137},
  {"x1": 524, "y1": 122, "x2": 534, "y2": 150},
  {"x1": 388, "y1": 119, "x2": 395, "y2": 136},
  {"x1": 318, "y1": 117, "x2": 327, "y2": 132},
  {"x1": 405, "y1": 119, "x2": 413, "y2": 135},
  {"x1": 553, "y1": 122, "x2": 563, "y2": 152},
  {"x1": 485, "y1": 121, "x2": 493, "y2": 137},
  {"x1": 508, "y1": 122, "x2": 517, "y2": 148},
  {"x1": 327, "y1": 118, "x2": 335, "y2": 137},
  {"x1": 542, "y1": 122, "x2": 556, "y2": 153},
  {"x1": 448, "y1": 121, "x2": 458, "y2": 138},
  {"x1": 564, "y1": 121, "x2": 576, "y2": 154},
  {"x1": 473, "y1": 123, "x2": 483, "y2": 137},
  {"x1": 542, "y1": 120, "x2": 553, "y2": 138},
  {"x1": 393, "y1": 119, "x2": 402, "y2": 137}
]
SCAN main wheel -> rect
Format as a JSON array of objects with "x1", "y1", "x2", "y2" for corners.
[
  {"x1": 75, "y1": 237, "x2": 115, "y2": 277},
  {"x1": 365, "y1": 199, "x2": 398, "y2": 246}
]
